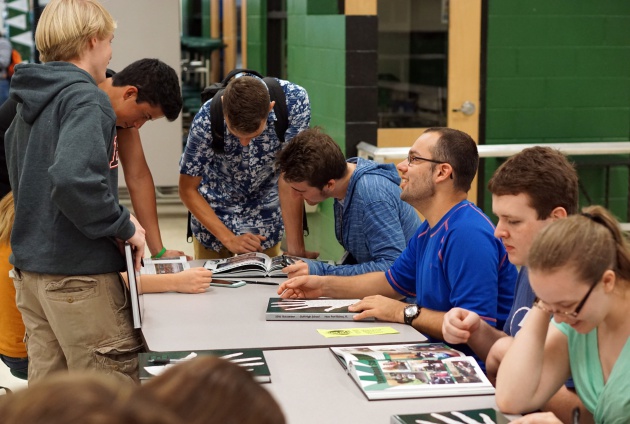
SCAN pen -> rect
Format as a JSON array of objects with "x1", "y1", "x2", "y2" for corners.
[
  {"x1": 244, "y1": 280, "x2": 278, "y2": 286},
  {"x1": 479, "y1": 315, "x2": 497, "y2": 323},
  {"x1": 572, "y1": 407, "x2": 580, "y2": 424}
]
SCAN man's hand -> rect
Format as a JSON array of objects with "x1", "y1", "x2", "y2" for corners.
[
  {"x1": 223, "y1": 233, "x2": 266, "y2": 254},
  {"x1": 172, "y1": 267, "x2": 213, "y2": 293},
  {"x1": 277, "y1": 275, "x2": 325, "y2": 299},
  {"x1": 127, "y1": 214, "x2": 146, "y2": 270},
  {"x1": 283, "y1": 260, "x2": 309, "y2": 278},
  {"x1": 442, "y1": 307, "x2": 481, "y2": 344},
  {"x1": 348, "y1": 295, "x2": 406, "y2": 322}
]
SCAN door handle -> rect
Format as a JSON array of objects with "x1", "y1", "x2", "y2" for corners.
[{"x1": 452, "y1": 101, "x2": 476, "y2": 116}]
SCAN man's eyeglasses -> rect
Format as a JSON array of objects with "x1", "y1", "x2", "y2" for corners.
[
  {"x1": 407, "y1": 155, "x2": 446, "y2": 167},
  {"x1": 406, "y1": 155, "x2": 454, "y2": 179},
  {"x1": 534, "y1": 278, "x2": 601, "y2": 318}
]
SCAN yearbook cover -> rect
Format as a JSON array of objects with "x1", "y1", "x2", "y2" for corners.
[
  {"x1": 265, "y1": 297, "x2": 374, "y2": 321},
  {"x1": 139, "y1": 348, "x2": 271, "y2": 383},
  {"x1": 391, "y1": 408, "x2": 510, "y2": 424}
]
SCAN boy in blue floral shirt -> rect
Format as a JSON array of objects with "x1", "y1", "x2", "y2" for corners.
[{"x1": 179, "y1": 74, "x2": 312, "y2": 259}]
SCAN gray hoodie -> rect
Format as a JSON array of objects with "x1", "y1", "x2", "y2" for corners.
[{"x1": 5, "y1": 62, "x2": 134, "y2": 274}]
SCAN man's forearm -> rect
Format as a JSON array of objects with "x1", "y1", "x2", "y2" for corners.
[
  {"x1": 278, "y1": 177, "x2": 305, "y2": 255},
  {"x1": 322, "y1": 272, "x2": 400, "y2": 300},
  {"x1": 466, "y1": 321, "x2": 508, "y2": 362},
  {"x1": 118, "y1": 127, "x2": 164, "y2": 256},
  {"x1": 179, "y1": 175, "x2": 234, "y2": 245},
  {"x1": 411, "y1": 308, "x2": 446, "y2": 340},
  {"x1": 127, "y1": 174, "x2": 163, "y2": 256}
]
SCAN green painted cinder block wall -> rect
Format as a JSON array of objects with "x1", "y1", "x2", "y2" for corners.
[
  {"x1": 246, "y1": 0, "x2": 267, "y2": 73},
  {"x1": 483, "y1": 1, "x2": 630, "y2": 220},
  {"x1": 246, "y1": 0, "x2": 346, "y2": 260}
]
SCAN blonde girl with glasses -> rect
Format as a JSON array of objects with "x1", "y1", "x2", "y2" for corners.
[{"x1": 496, "y1": 205, "x2": 630, "y2": 423}]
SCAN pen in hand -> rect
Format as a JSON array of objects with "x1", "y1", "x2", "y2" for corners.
[{"x1": 572, "y1": 407, "x2": 580, "y2": 424}]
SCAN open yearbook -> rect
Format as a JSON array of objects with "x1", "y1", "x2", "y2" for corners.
[
  {"x1": 330, "y1": 343, "x2": 494, "y2": 400},
  {"x1": 204, "y1": 252, "x2": 297, "y2": 277},
  {"x1": 138, "y1": 348, "x2": 271, "y2": 383},
  {"x1": 391, "y1": 408, "x2": 509, "y2": 424},
  {"x1": 265, "y1": 297, "x2": 374, "y2": 321}
]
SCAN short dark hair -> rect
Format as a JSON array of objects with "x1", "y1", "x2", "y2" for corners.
[
  {"x1": 222, "y1": 76, "x2": 270, "y2": 134},
  {"x1": 112, "y1": 59, "x2": 182, "y2": 121},
  {"x1": 275, "y1": 127, "x2": 347, "y2": 189},
  {"x1": 425, "y1": 127, "x2": 479, "y2": 192},
  {"x1": 488, "y1": 146, "x2": 578, "y2": 218}
]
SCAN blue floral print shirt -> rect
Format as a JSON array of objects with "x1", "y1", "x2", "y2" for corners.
[{"x1": 179, "y1": 78, "x2": 310, "y2": 252}]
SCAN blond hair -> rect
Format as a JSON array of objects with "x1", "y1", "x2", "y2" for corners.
[
  {"x1": 0, "y1": 192, "x2": 14, "y2": 245},
  {"x1": 528, "y1": 205, "x2": 630, "y2": 286},
  {"x1": 35, "y1": 0, "x2": 116, "y2": 62}
]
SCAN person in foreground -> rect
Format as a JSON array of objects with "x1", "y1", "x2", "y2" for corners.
[
  {"x1": 275, "y1": 127, "x2": 420, "y2": 277},
  {"x1": 441, "y1": 147, "x2": 588, "y2": 422},
  {"x1": 496, "y1": 206, "x2": 630, "y2": 423},
  {"x1": 0, "y1": 373, "x2": 184, "y2": 424},
  {"x1": 5, "y1": 0, "x2": 144, "y2": 383},
  {"x1": 142, "y1": 356, "x2": 286, "y2": 424},
  {"x1": 278, "y1": 128, "x2": 516, "y2": 353}
]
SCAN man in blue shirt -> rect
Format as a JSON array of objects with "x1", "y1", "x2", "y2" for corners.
[
  {"x1": 278, "y1": 127, "x2": 516, "y2": 350},
  {"x1": 441, "y1": 146, "x2": 585, "y2": 423},
  {"x1": 275, "y1": 127, "x2": 421, "y2": 277},
  {"x1": 179, "y1": 74, "x2": 312, "y2": 260}
]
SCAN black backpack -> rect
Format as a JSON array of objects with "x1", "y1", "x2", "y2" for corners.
[
  {"x1": 200, "y1": 68, "x2": 289, "y2": 153},
  {"x1": 186, "y1": 69, "x2": 308, "y2": 242}
]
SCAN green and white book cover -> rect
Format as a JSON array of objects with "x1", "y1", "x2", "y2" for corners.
[
  {"x1": 139, "y1": 348, "x2": 271, "y2": 383},
  {"x1": 391, "y1": 408, "x2": 510, "y2": 424},
  {"x1": 265, "y1": 297, "x2": 374, "y2": 321}
]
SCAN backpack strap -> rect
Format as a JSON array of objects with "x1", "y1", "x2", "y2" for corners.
[
  {"x1": 262, "y1": 77, "x2": 288, "y2": 143},
  {"x1": 209, "y1": 89, "x2": 227, "y2": 153}
]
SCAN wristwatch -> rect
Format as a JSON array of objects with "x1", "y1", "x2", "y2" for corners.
[{"x1": 403, "y1": 304, "x2": 421, "y2": 325}]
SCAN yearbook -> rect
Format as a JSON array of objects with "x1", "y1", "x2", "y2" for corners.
[
  {"x1": 124, "y1": 243, "x2": 143, "y2": 329},
  {"x1": 204, "y1": 252, "x2": 297, "y2": 278},
  {"x1": 391, "y1": 408, "x2": 510, "y2": 424},
  {"x1": 265, "y1": 297, "x2": 374, "y2": 321},
  {"x1": 330, "y1": 343, "x2": 494, "y2": 400},
  {"x1": 139, "y1": 348, "x2": 271, "y2": 383}
]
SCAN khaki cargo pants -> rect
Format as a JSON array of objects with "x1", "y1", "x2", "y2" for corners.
[{"x1": 11, "y1": 269, "x2": 144, "y2": 384}]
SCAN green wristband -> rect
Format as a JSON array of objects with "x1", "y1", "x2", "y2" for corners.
[{"x1": 152, "y1": 247, "x2": 167, "y2": 259}]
